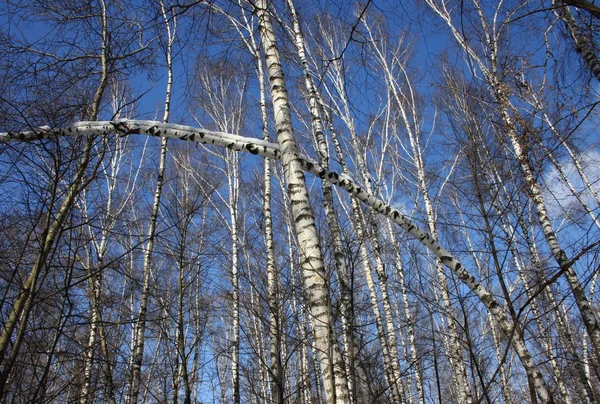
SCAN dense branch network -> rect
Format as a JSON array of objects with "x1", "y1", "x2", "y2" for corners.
[{"x1": 0, "y1": 119, "x2": 520, "y2": 329}]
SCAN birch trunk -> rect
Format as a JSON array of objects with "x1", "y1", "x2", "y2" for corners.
[
  {"x1": 279, "y1": 172, "x2": 314, "y2": 404},
  {"x1": 255, "y1": 1, "x2": 349, "y2": 402},
  {"x1": 127, "y1": 37, "x2": 173, "y2": 404},
  {"x1": 176, "y1": 226, "x2": 192, "y2": 404},
  {"x1": 128, "y1": 3, "x2": 177, "y2": 400},
  {"x1": 253, "y1": 27, "x2": 284, "y2": 403},
  {"x1": 228, "y1": 150, "x2": 241, "y2": 404},
  {"x1": 81, "y1": 271, "x2": 99, "y2": 404},
  {"x1": 286, "y1": 1, "x2": 360, "y2": 400},
  {"x1": 220, "y1": 8, "x2": 284, "y2": 398},
  {"x1": 288, "y1": 214, "x2": 312, "y2": 404},
  {"x1": 554, "y1": 0, "x2": 600, "y2": 82},
  {"x1": 262, "y1": 74, "x2": 284, "y2": 404},
  {"x1": 386, "y1": 220, "x2": 425, "y2": 404}
]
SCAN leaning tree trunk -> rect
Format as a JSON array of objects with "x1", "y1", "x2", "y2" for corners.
[{"x1": 2, "y1": 117, "x2": 558, "y2": 403}]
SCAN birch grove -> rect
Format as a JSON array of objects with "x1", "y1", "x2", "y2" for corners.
[{"x1": 1, "y1": 0, "x2": 599, "y2": 403}]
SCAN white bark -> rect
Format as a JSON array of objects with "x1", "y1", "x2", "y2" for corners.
[
  {"x1": 554, "y1": 0, "x2": 600, "y2": 81},
  {"x1": 260, "y1": 46, "x2": 284, "y2": 404},
  {"x1": 228, "y1": 150, "x2": 241, "y2": 404},
  {"x1": 254, "y1": 1, "x2": 349, "y2": 402},
  {"x1": 286, "y1": 1, "x2": 359, "y2": 400},
  {"x1": 386, "y1": 220, "x2": 425, "y2": 404},
  {"x1": 232, "y1": 5, "x2": 284, "y2": 400},
  {"x1": 127, "y1": 4, "x2": 174, "y2": 398}
]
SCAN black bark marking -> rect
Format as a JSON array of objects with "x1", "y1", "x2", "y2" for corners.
[
  {"x1": 246, "y1": 144, "x2": 259, "y2": 155},
  {"x1": 295, "y1": 213, "x2": 313, "y2": 223}
]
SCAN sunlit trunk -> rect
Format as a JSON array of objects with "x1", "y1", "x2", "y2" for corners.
[{"x1": 255, "y1": 1, "x2": 349, "y2": 402}]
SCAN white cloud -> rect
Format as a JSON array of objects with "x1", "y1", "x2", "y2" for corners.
[{"x1": 543, "y1": 149, "x2": 600, "y2": 220}]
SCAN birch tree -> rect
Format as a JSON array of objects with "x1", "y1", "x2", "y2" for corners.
[
  {"x1": 126, "y1": 2, "x2": 176, "y2": 400},
  {"x1": 254, "y1": 2, "x2": 351, "y2": 402}
]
